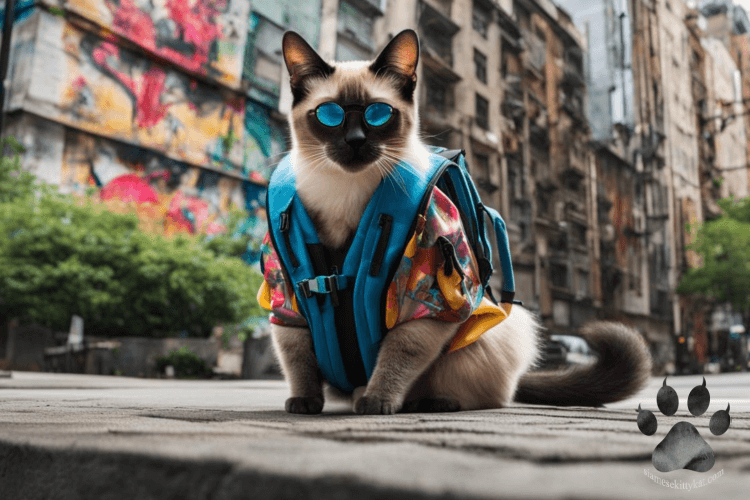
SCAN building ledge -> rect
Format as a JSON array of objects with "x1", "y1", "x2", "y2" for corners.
[{"x1": 418, "y1": 1, "x2": 460, "y2": 38}]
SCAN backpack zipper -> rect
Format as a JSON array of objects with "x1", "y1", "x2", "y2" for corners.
[
  {"x1": 279, "y1": 208, "x2": 300, "y2": 268},
  {"x1": 369, "y1": 214, "x2": 393, "y2": 277}
]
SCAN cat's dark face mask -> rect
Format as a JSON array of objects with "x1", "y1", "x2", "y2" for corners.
[{"x1": 309, "y1": 102, "x2": 400, "y2": 171}]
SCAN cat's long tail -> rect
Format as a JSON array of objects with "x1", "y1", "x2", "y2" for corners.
[{"x1": 514, "y1": 321, "x2": 652, "y2": 407}]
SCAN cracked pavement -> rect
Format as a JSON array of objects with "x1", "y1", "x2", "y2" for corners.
[{"x1": 1, "y1": 372, "x2": 748, "y2": 499}]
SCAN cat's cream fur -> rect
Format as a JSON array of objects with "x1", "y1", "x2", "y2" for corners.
[{"x1": 271, "y1": 30, "x2": 651, "y2": 415}]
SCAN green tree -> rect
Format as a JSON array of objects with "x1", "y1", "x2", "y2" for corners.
[
  {"x1": 0, "y1": 137, "x2": 33, "y2": 202},
  {"x1": 677, "y1": 197, "x2": 750, "y2": 325},
  {"x1": 0, "y1": 139, "x2": 264, "y2": 337}
]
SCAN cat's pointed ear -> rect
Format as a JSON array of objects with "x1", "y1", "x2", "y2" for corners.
[
  {"x1": 369, "y1": 30, "x2": 419, "y2": 100},
  {"x1": 282, "y1": 31, "x2": 334, "y2": 105}
]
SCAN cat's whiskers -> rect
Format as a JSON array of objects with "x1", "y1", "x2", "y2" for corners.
[
  {"x1": 373, "y1": 156, "x2": 408, "y2": 197},
  {"x1": 374, "y1": 153, "x2": 409, "y2": 196}
]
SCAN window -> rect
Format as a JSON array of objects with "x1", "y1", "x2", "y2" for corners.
[
  {"x1": 550, "y1": 263, "x2": 569, "y2": 288},
  {"x1": 572, "y1": 223, "x2": 587, "y2": 246},
  {"x1": 472, "y1": 0, "x2": 491, "y2": 38},
  {"x1": 566, "y1": 48, "x2": 583, "y2": 75},
  {"x1": 475, "y1": 93, "x2": 489, "y2": 129},
  {"x1": 577, "y1": 270, "x2": 589, "y2": 297},
  {"x1": 425, "y1": 73, "x2": 450, "y2": 114},
  {"x1": 536, "y1": 188, "x2": 550, "y2": 217},
  {"x1": 473, "y1": 152, "x2": 490, "y2": 178},
  {"x1": 474, "y1": 49, "x2": 487, "y2": 83}
]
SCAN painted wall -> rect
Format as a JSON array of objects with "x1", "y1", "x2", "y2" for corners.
[
  {"x1": 9, "y1": 10, "x2": 248, "y2": 177},
  {"x1": 41, "y1": 0, "x2": 250, "y2": 88}
]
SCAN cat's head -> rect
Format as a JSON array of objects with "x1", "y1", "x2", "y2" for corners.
[{"x1": 282, "y1": 29, "x2": 420, "y2": 175}]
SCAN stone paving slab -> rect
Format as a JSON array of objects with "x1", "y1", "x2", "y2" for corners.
[{"x1": 0, "y1": 372, "x2": 748, "y2": 500}]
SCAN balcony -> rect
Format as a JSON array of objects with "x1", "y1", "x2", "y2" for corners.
[
  {"x1": 419, "y1": 1, "x2": 460, "y2": 79},
  {"x1": 347, "y1": 0, "x2": 384, "y2": 16}
]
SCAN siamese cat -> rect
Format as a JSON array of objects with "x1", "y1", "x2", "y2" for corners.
[{"x1": 268, "y1": 29, "x2": 651, "y2": 415}]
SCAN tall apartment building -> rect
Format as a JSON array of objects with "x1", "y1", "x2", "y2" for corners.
[
  {"x1": 559, "y1": 0, "x2": 749, "y2": 371},
  {"x1": 700, "y1": 0, "x2": 750, "y2": 197},
  {"x1": 557, "y1": 0, "x2": 676, "y2": 366},
  {"x1": 331, "y1": 0, "x2": 599, "y2": 341}
]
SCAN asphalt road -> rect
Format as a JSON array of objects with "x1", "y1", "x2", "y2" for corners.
[{"x1": 0, "y1": 371, "x2": 748, "y2": 500}]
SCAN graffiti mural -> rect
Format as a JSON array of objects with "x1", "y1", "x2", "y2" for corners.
[
  {"x1": 58, "y1": 125, "x2": 268, "y2": 264},
  {"x1": 41, "y1": 0, "x2": 250, "y2": 88},
  {"x1": 61, "y1": 127, "x2": 240, "y2": 235},
  {"x1": 17, "y1": 11, "x2": 246, "y2": 176}
]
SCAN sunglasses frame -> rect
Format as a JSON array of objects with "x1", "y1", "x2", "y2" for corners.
[{"x1": 314, "y1": 102, "x2": 394, "y2": 128}]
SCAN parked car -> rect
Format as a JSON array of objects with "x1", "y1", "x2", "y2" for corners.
[
  {"x1": 538, "y1": 337, "x2": 568, "y2": 370},
  {"x1": 551, "y1": 334, "x2": 598, "y2": 365}
]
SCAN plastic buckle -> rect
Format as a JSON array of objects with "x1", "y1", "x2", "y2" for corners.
[
  {"x1": 299, "y1": 280, "x2": 312, "y2": 298},
  {"x1": 297, "y1": 275, "x2": 347, "y2": 305}
]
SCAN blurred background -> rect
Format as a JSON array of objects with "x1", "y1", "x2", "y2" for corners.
[{"x1": 0, "y1": 0, "x2": 748, "y2": 380}]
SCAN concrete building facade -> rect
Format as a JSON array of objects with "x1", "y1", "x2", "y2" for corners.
[
  {"x1": 701, "y1": 37, "x2": 748, "y2": 199},
  {"x1": 558, "y1": 0, "x2": 677, "y2": 366},
  {"x1": 340, "y1": 0, "x2": 600, "y2": 341},
  {"x1": 701, "y1": 0, "x2": 750, "y2": 197}
]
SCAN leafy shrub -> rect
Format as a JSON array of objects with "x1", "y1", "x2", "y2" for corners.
[
  {"x1": 156, "y1": 346, "x2": 213, "y2": 378},
  {"x1": 0, "y1": 137, "x2": 33, "y2": 203},
  {"x1": 0, "y1": 138, "x2": 264, "y2": 337}
]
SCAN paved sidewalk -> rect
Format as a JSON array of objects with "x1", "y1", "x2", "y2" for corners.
[{"x1": 0, "y1": 372, "x2": 748, "y2": 500}]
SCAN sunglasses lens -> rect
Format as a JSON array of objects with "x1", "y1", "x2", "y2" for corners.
[
  {"x1": 365, "y1": 103, "x2": 393, "y2": 127},
  {"x1": 316, "y1": 103, "x2": 345, "y2": 127}
]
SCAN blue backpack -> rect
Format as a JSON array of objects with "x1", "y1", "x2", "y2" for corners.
[{"x1": 265, "y1": 147, "x2": 515, "y2": 391}]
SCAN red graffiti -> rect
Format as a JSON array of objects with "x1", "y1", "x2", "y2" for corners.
[
  {"x1": 111, "y1": 0, "x2": 156, "y2": 45},
  {"x1": 100, "y1": 174, "x2": 160, "y2": 204},
  {"x1": 107, "y1": 0, "x2": 224, "y2": 76},
  {"x1": 92, "y1": 42, "x2": 172, "y2": 129},
  {"x1": 137, "y1": 68, "x2": 171, "y2": 128},
  {"x1": 167, "y1": 190, "x2": 224, "y2": 234},
  {"x1": 72, "y1": 76, "x2": 88, "y2": 90}
]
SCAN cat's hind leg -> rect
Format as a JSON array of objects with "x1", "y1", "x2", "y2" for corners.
[{"x1": 409, "y1": 306, "x2": 542, "y2": 411}]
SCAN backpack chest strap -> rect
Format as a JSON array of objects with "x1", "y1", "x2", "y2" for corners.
[{"x1": 297, "y1": 274, "x2": 351, "y2": 307}]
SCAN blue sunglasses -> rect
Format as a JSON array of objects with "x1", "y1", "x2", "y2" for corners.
[{"x1": 315, "y1": 102, "x2": 394, "y2": 128}]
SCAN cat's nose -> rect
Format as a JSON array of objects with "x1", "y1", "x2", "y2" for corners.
[{"x1": 344, "y1": 122, "x2": 367, "y2": 150}]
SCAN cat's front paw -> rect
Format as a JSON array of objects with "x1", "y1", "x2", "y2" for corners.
[
  {"x1": 285, "y1": 396, "x2": 324, "y2": 414},
  {"x1": 355, "y1": 395, "x2": 400, "y2": 415}
]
